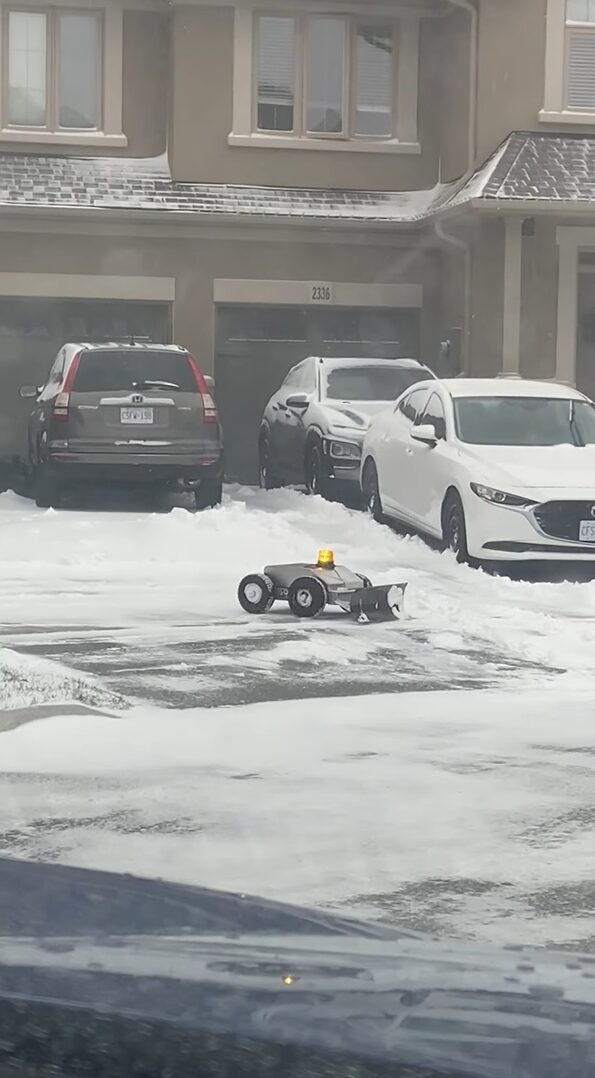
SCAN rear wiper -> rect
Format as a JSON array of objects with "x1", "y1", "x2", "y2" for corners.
[{"x1": 132, "y1": 380, "x2": 181, "y2": 390}]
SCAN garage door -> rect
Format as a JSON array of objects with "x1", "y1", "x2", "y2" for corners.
[
  {"x1": 216, "y1": 304, "x2": 420, "y2": 483},
  {"x1": 0, "y1": 298, "x2": 172, "y2": 458}
]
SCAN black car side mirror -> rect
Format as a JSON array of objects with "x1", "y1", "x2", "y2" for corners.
[
  {"x1": 19, "y1": 385, "x2": 39, "y2": 399},
  {"x1": 285, "y1": 393, "x2": 309, "y2": 411}
]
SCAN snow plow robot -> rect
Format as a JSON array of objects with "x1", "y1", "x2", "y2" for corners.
[{"x1": 237, "y1": 549, "x2": 407, "y2": 623}]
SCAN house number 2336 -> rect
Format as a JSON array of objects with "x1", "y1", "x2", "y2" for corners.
[{"x1": 311, "y1": 284, "x2": 332, "y2": 302}]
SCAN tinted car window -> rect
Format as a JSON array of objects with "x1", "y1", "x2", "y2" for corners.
[
  {"x1": 282, "y1": 364, "x2": 304, "y2": 390},
  {"x1": 72, "y1": 350, "x2": 196, "y2": 393},
  {"x1": 399, "y1": 387, "x2": 430, "y2": 421},
  {"x1": 325, "y1": 365, "x2": 433, "y2": 402},
  {"x1": 418, "y1": 392, "x2": 446, "y2": 439}
]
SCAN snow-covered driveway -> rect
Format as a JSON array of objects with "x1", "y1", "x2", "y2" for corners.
[{"x1": 2, "y1": 486, "x2": 595, "y2": 948}]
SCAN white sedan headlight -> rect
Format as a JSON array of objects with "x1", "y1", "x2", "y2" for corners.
[
  {"x1": 470, "y1": 483, "x2": 536, "y2": 508},
  {"x1": 329, "y1": 440, "x2": 361, "y2": 459}
]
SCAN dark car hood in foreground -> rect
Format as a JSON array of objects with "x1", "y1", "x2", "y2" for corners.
[{"x1": 1, "y1": 859, "x2": 594, "y2": 1078}]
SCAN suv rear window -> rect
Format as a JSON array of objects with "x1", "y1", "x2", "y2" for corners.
[
  {"x1": 324, "y1": 365, "x2": 433, "y2": 402},
  {"x1": 72, "y1": 350, "x2": 196, "y2": 393}
]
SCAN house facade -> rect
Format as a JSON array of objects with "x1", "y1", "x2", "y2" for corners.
[{"x1": 0, "y1": 0, "x2": 594, "y2": 481}]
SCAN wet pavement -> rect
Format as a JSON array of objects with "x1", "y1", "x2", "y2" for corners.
[{"x1": 0, "y1": 616, "x2": 563, "y2": 708}]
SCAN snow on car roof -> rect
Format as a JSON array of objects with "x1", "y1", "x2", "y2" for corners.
[
  {"x1": 441, "y1": 378, "x2": 585, "y2": 400},
  {"x1": 319, "y1": 356, "x2": 426, "y2": 368}
]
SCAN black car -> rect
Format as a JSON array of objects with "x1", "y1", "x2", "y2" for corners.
[{"x1": 258, "y1": 356, "x2": 436, "y2": 503}]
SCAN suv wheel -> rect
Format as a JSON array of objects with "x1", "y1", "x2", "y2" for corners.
[
  {"x1": 194, "y1": 479, "x2": 222, "y2": 511},
  {"x1": 258, "y1": 438, "x2": 282, "y2": 490},
  {"x1": 305, "y1": 445, "x2": 329, "y2": 499}
]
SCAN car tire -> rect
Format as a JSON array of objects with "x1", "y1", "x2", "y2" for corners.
[
  {"x1": 237, "y1": 573, "x2": 274, "y2": 614},
  {"x1": 194, "y1": 480, "x2": 222, "y2": 511},
  {"x1": 258, "y1": 438, "x2": 282, "y2": 490},
  {"x1": 34, "y1": 465, "x2": 61, "y2": 509},
  {"x1": 287, "y1": 576, "x2": 327, "y2": 618},
  {"x1": 305, "y1": 445, "x2": 329, "y2": 499},
  {"x1": 442, "y1": 491, "x2": 470, "y2": 563},
  {"x1": 362, "y1": 460, "x2": 383, "y2": 522}
]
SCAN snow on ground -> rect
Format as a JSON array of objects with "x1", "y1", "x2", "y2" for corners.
[
  {"x1": 2, "y1": 486, "x2": 595, "y2": 947},
  {"x1": 1, "y1": 485, "x2": 595, "y2": 691},
  {"x1": 3, "y1": 688, "x2": 595, "y2": 948}
]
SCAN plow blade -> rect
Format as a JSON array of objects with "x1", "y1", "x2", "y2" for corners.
[{"x1": 350, "y1": 583, "x2": 407, "y2": 623}]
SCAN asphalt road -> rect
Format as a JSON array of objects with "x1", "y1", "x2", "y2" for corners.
[{"x1": 0, "y1": 615, "x2": 563, "y2": 708}]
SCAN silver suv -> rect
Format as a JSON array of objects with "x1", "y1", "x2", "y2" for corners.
[{"x1": 19, "y1": 340, "x2": 223, "y2": 509}]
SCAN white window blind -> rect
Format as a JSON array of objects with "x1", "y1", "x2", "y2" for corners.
[
  {"x1": 257, "y1": 16, "x2": 295, "y2": 131},
  {"x1": 567, "y1": 28, "x2": 595, "y2": 108}
]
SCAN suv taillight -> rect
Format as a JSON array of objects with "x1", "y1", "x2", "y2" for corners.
[
  {"x1": 52, "y1": 352, "x2": 81, "y2": 421},
  {"x1": 187, "y1": 355, "x2": 217, "y2": 424}
]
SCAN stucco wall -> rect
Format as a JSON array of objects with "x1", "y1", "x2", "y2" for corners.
[{"x1": 169, "y1": 5, "x2": 443, "y2": 191}]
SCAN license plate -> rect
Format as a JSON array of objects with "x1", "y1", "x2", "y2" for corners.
[
  {"x1": 120, "y1": 407, "x2": 154, "y2": 425},
  {"x1": 579, "y1": 520, "x2": 595, "y2": 542}
]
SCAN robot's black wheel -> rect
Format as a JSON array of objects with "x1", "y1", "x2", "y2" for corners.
[
  {"x1": 288, "y1": 576, "x2": 327, "y2": 618},
  {"x1": 238, "y1": 573, "x2": 274, "y2": 614}
]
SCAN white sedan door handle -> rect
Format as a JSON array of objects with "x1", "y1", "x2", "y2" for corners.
[{"x1": 406, "y1": 447, "x2": 413, "y2": 456}]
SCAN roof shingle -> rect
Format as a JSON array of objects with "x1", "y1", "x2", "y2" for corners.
[{"x1": 0, "y1": 134, "x2": 593, "y2": 226}]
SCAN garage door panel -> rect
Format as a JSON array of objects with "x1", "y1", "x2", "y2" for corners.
[
  {"x1": 217, "y1": 346, "x2": 307, "y2": 484},
  {"x1": 216, "y1": 303, "x2": 421, "y2": 485}
]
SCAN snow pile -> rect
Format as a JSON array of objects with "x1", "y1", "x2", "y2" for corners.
[{"x1": 0, "y1": 647, "x2": 125, "y2": 711}]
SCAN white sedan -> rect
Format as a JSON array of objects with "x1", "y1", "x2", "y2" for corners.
[{"x1": 360, "y1": 378, "x2": 595, "y2": 563}]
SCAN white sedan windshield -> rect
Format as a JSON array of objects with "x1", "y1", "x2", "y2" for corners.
[{"x1": 454, "y1": 396, "x2": 595, "y2": 446}]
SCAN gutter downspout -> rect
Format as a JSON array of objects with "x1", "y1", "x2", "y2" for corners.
[{"x1": 434, "y1": 0, "x2": 478, "y2": 374}]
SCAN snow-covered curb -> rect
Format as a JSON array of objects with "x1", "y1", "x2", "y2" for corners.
[{"x1": 0, "y1": 647, "x2": 126, "y2": 712}]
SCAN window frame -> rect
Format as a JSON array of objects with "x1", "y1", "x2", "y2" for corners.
[
  {"x1": 0, "y1": 2, "x2": 125, "y2": 147},
  {"x1": 3, "y1": 5, "x2": 103, "y2": 134},
  {"x1": 542, "y1": 0, "x2": 595, "y2": 122},
  {"x1": 232, "y1": 6, "x2": 420, "y2": 155},
  {"x1": 253, "y1": 11, "x2": 398, "y2": 143}
]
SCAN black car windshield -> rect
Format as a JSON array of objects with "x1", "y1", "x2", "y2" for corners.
[
  {"x1": 454, "y1": 396, "x2": 595, "y2": 446},
  {"x1": 73, "y1": 350, "x2": 196, "y2": 393},
  {"x1": 324, "y1": 365, "x2": 432, "y2": 402}
]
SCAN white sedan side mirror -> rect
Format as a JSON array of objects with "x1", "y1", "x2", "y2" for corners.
[{"x1": 411, "y1": 423, "x2": 438, "y2": 445}]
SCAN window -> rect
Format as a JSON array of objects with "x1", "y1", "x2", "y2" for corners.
[
  {"x1": 542, "y1": 0, "x2": 595, "y2": 120},
  {"x1": 399, "y1": 387, "x2": 429, "y2": 421},
  {"x1": 254, "y1": 12, "x2": 398, "y2": 142},
  {"x1": 325, "y1": 365, "x2": 431, "y2": 403},
  {"x1": 566, "y1": 0, "x2": 595, "y2": 109},
  {"x1": 568, "y1": 0, "x2": 595, "y2": 18},
  {"x1": 418, "y1": 393, "x2": 446, "y2": 440},
  {"x1": 73, "y1": 351, "x2": 197, "y2": 394},
  {"x1": 5, "y1": 8, "x2": 102, "y2": 132},
  {"x1": 454, "y1": 396, "x2": 595, "y2": 446},
  {"x1": 256, "y1": 16, "x2": 295, "y2": 133}
]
